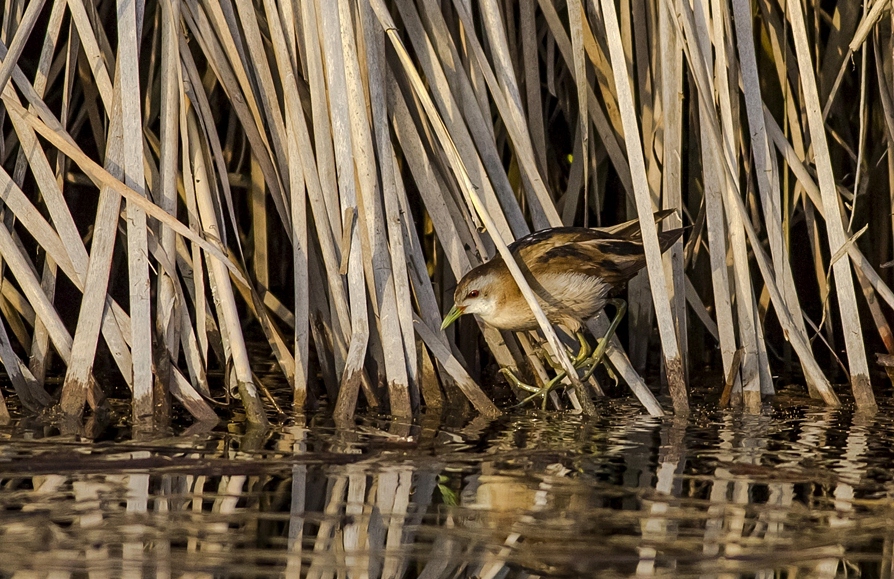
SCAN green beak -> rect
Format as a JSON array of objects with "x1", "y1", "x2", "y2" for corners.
[{"x1": 440, "y1": 305, "x2": 465, "y2": 331}]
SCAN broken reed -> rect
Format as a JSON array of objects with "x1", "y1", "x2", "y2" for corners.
[{"x1": 0, "y1": 0, "x2": 890, "y2": 427}]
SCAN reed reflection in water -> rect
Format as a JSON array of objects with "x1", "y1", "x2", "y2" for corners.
[{"x1": 1, "y1": 398, "x2": 894, "y2": 577}]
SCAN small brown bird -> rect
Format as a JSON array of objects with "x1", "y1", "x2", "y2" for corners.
[{"x1": 441, "y1": 210, "x2": 684, "y2": 404}]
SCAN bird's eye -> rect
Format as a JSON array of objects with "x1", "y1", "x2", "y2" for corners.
[{"x1": 466, "y1": 290, "x2": 480, "y2": 299}]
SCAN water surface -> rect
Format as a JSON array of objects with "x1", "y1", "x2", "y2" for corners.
[{"x1": 2, "y1": 391, "x2": 893, "y2": 577}]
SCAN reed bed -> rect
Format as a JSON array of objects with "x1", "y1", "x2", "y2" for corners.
[{"x1": 0, "y1": 0, "x2": 890, "y2": 427}]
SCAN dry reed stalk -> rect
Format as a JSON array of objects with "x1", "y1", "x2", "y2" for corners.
[
  {"x1": 361, "y1": 0, "x2": 419, "y2": 398},
  {"x1": 0, "y1": 310, "x2": 42, "y2": 411},
  {"x1": 698, "y1": 0, "x2": 769, "y2": 410},
  {"x1": 568, "y1": 0, "x2": 589, "y2": 229},
  {"x1": 456, "y1": 0, "x2": 562, "y2": 229},
  {"x1": 786, "y1": 0, "x2": 875, "y2": 410},
  {"x1": 658, "y1": 0, "x2": 688, "y2": 384},
  {"x1": 623, "y1": 0, "x2": 661, "y2": 376},
  {"x1": 345, "y1": 0, "x2": 412, "y2": 418},
  {"x1": 316, "y1": 0, "x2": 372, "y2": 422},
  {"x1": 0, "y1": 386, "x2": 8, "y2": 423},
  {"x1": 297, "y1": 0, "x2": 352, "y2": 396},
  {"x1": 117, "y1": 0, "x2": 153, "y2": 424},
  {"x1": 155, "y1": 0, "x2": 181, "y2": 412},
  {"x1": 395, "y1": 0, "x2": 525, "y2": 241},
  {"x1": 520, "y1": 0, "x2": 547, "y2": 177},
  {"x1": 601, "y1": 0, "x2": 687, "y2": 412},
  {"x1": 59, "y1": 91, "x2": 128, "y2": 420},
  {"x1": 262, "y1": 0, "x2": 310, "y2": 407},
  {"x1": 14, "y1": 0, "x2": 61, "y2": 394},
  {"x1": 731, "y1": 0, "x2": 816, "y2": 398},
  {"x1": 413, "y1": 314, "x2": 500, "y2": 418},
  {"x1": 186, "y1": 110, "x2": 267, "y2": 426}
]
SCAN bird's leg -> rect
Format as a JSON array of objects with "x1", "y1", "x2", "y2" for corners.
[
  {"x1": 579, "y1": 298, "x2": 627, "y2": 382},
  {"x1": 509, "y1": 306, "x2": 625, "y2": 409},
  {"x1": 514, "y1": 372, "x2": 569, "y2": 409},
  {"x1": 539, "y1": 331, "x2": 590, "y2": 372},
  {"x1": 537, "y1": 347, "x2": 562, "y2": 372},
  {"x1": 513, "y1": 337, "x2": 590, "y2": 409},
  {"x1": 502, "y1": 368, "x2": 569, "y2": 411},
  {"x1": 499, "y1": 368, "x2": 543, "y2": 394},
  {"x1": 572, "y1": 331, "x2": 592, "y2": 367}
]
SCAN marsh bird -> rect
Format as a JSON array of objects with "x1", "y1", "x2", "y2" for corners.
[{"x1": 440, "y1": 210, "x2": 685, "y2": 406}]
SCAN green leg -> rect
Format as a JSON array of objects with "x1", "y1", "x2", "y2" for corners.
[
  {"x1": 500, "y1": 367, "x2": 541, "y2": 394},
  {"x1": 537, "y1": 347, "x2": 563, "y2": 373},
  {"x1": 579, "y1": 298, "x2": 627, "y2": 382},
  {"x1": 508, "y1": 300, "x2": 627, "y2": 409},
  {"x1": 502, "y1": 366, "x2": 571, "y2": 409},
  {"x1": 538, "y1": 331, "x2": 590, "y2": 371},
  {"x1": 572, "y1": 331, "x2": 592, "y2": 366}
]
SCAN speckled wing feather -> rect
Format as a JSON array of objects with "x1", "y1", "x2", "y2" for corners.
[{"x1": 512, "y1": 226, "x2": 685, "y2": 287}]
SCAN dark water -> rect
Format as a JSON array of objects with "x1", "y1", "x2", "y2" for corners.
[{"x1": 2, "y1": 391, "x2": 894, "y2": 578}]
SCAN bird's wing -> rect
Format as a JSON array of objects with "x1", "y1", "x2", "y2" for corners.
[
  {"x1": 511, "y1": 225, "x2": 685, "y2": 286},
  {"x1": 508, "y1": 227, "x2": 594, "y2": 254},
  {"x1": 521, "y1": 235, "x2": 647, "y2": 287}
]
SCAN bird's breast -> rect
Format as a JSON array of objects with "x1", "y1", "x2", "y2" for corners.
[{"x1": 477, "y1": 273, "x2": 611, "y2": 331}]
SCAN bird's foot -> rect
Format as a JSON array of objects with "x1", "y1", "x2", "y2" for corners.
[
  {"x1": 577, "y1": 339, "x2": 619, "y2": 387},
  {"x1": 499, "y1": 367, "x2": 541, "y2": 394},
  {"x1": 579, "y1": 338, "x2": 619, "y2": 388},
  {"x1": 517, "y1": 377, "x2": 566, "y2": 410},
  {"x1": 517, "y1": 388, "x2": 550, "y2": 409},
  {"x1": 501, "y1": 368, "x2": 566, "y2": 410},
  {"x1": 603, "y1": 357, "x2": 619, "y2": 388},
  {"x1": 537, "y1": 348, "x2": 563, "y2": 372}
]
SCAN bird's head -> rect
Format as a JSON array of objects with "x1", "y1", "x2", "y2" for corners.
[{"x1": 440, "y1": 269, "x2": 500, "y2": 330}]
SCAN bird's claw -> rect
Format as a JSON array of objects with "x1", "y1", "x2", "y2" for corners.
[
  {"x1": 500, "y1": 368, "x2": 560, "y2": 410},
  {"x1": 499, "y1": 368, "x2": 540, "y2": 394},
  {"x1": 603, "y1": 358, "x2": 619, "y2": 387},
  {"x1": 516, "y1": 389, "x2": 550, "y2": 409}
]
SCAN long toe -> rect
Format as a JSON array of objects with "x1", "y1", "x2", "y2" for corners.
[
  {"x1": 500, "y1": 368, "x2": 541, "y2": 394},
  {"x1": 514, "y1": 389, "x2": 548, "y2": 408}
]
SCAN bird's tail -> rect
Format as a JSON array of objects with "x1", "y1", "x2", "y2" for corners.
[
  {"x1": 606, "y1": 209, "x2": 677, "y2": 238},
  {"x1": 658, "y1": 227, "x2": 686, "y2": 253}
]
